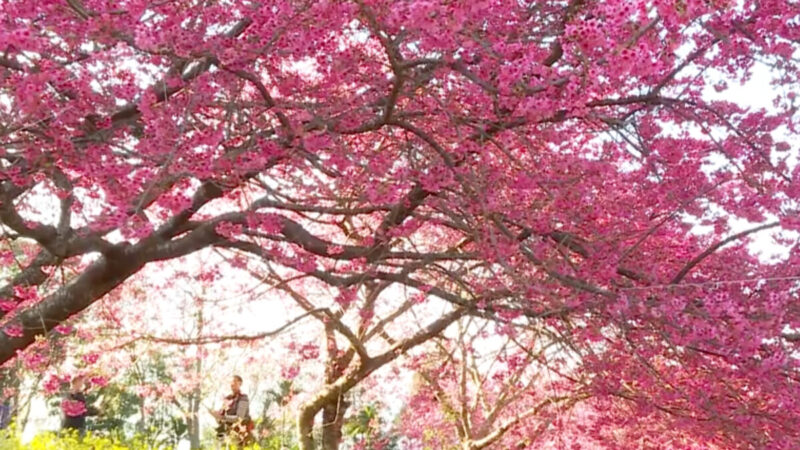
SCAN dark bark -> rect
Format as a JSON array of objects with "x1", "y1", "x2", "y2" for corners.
[{"x1": 0, "y1": 250, "x2": 147, "y2": 363}]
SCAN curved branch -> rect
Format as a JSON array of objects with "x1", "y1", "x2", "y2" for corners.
[
  {"x1": 670, "y1": 222, "x2": 779, "y2": 284},
  {"x1": 472, "y1": 393, "x2": 589, "y2": 450},
  {"x1": 123, "y1": 308, "x2": 326, "y2": 346}
]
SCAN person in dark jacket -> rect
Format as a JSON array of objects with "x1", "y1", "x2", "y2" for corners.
[
  {"x1": 61, "y1": 375, "x2": 98, "y2": 437},
  {"x1": 211, "y1": 375, "x2": 252, "y2": 447}
]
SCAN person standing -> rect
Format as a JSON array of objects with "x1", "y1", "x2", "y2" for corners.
[
  {"x1": 0, "y1": 398, "x2": 12, "y2": 430},
  {"x1": 61, "y1": 375, "x2": 98, "y2": 437},
  {"x1": 211, "y1": 375, "x2": 252, "y2": 448}
]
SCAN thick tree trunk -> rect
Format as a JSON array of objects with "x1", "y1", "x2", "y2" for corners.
[
  {"x1": 296, "y1": 388, "x2": 350, "y2": 450},
  {"x1": 297, "y1": 405, "x2": 317, "y2": 450},
  {"x1": 320, "y1": 393, "x2": 350, "y2": 450},
  {"x1": 296, "y1": 307, "x2": 466, "y2": 450},
  {"x1": 189, "y1": 305, "x2": 203, "y2": 449},
  {"x1": 188, "y1": 391, "x2": 201, "y2": 449}
]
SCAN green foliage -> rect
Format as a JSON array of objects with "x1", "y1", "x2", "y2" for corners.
[
  {"x1": 344, "y1": 403, "x2": 380, "y2": 437},
  {"x1": 343, "y1": 404, "x2": 401, "y2": 450},
  {"x1": 87, "y1": 383, "x2": 143, "y2": 434},
  {"x1": 44, "y1": 351, "x2": 189, "y2": 447},
  {"x1": 251, "y1": 432, "x2": 300, "y2": 450},
  {"x1": 250, "y1": 380, "x2": 299, "y2": 449},
  {"x1": 15, "y1": 373, "x2": 403, "y2": 449},
  {"x1": 264, "y1": 380, "x2": 297, "y2": 408}
]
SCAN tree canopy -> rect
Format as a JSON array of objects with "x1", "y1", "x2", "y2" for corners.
[{"x1": 1, "y1": 0, "x2": 799, "y2": 448}]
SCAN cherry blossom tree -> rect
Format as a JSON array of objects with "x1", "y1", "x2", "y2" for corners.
[
  {"x1": 2, "y1": 0, "x2": 800, "y2": 447},
  {"x1": 234, "y1": 259, "x2": 464, "y2": 449},
  {"x1": 398, "y1": 317, "x2": 590, "y2": 449}
]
